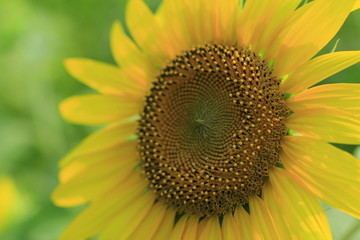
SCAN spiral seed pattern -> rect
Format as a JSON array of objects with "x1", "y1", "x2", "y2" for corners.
[{"x1": 138, "y1": 43, "x2": 288, "y2": 217}]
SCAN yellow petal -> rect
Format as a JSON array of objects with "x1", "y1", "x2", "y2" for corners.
[
  {"x1": 53, "y1": 144, "x2": 138, "y2": 206},
  {"x1": 159, "y1": 0, "x2": 240, "y2": 50},
  {"x1": 98, "y1": 192, "x2": 155, "y2": 240},
  {"x1": 156, "y1": 0, "x2": 193, "y2": 50},
  {"x1": 60, "y1": 94, "x2": 140, "y2": 125},
  {"x1": 151, "y1": 208, "x2": 177, "y2": 240},
  {"x1": 353, "y1": 0, "x2": 360, "y2": 11},
  {"x1": 263, "y1": 168, "x2": 332, "y2": 240},
  {"x1": 286, "y1": 108, "x2": 360, "y2": 144},
  {"x1": 238, "y1": 0, "x2": 301, "y2": 51},
  {"x1": 222, "y1": 213, "x2": 241, "y2": 240},
  {"x1": 205, "y1": 0, "x2": 241, "y2": 43},
  {"x1": 287, "y1": 83, "x2": 360, "y2": 114},
  {"x1": 281, "y1": 136, "x2": 360, "y2": 218},
  {"x1": 126, "y1": 0, "x2": 168, "y2": 67},
  {"x1": 261, "y1": 181, "x2": 292, "y2": 239},
  {"x1": 281, "y1": 51, "x2": 360, "y2": 93},
  {"x1": 198, "y1": 216, "x2": 222, "y2": 240},
  {"x1": 249, "y1": 196, "x2": 283, "y2": 240},
  {"x1": 169, "y1": 216, "x2": 188, "y2": 240},
  {"x1": 181, "y1": 216, "x2": 199, "y2": 240},
  {"x1": 65, "y1": 58, "x2": 146, "y2": 96},
  {"x1": 128, "y1": 202, "x2": 167, "y2": 240},
  {"x1": 54, "y1": 170, "x2": 133, "y2": 206},
  {"x1": 59, "y1": 173, "x2": 147, "y2": 240},
  {"x1": 60, "y1": 121, "x2": 137, "y2": 167},
  {"x1": 110, "y1": 21, "x2": 155, "y2": 87},
  {"x1": 59, "y1": 142, "x2": 136, "y2": 183},
  {"x1": 233, "y1": 207, "x2": 252, "y2": 240},
  {"x1": 268, "y1": 0, "x2": 355, "y2": 76}
]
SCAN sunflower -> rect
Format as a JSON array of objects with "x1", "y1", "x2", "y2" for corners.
[{"x1": 53, "y1": 0, "x2": 360, "y2": 239}]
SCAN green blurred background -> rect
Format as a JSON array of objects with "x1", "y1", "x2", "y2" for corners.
[{"x1": 0, "y1": 0, "x2": 359, "y2": 239}]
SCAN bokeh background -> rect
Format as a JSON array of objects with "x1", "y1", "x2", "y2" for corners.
[{"x1": 0, "y1": 0, "x2": 359, "y2": 239}]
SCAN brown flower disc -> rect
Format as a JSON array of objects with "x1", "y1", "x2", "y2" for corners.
[{"x1": 138, "y1": 43, "x2": 288, "y2": 217}]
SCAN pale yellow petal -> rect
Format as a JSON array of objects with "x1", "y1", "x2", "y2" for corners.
[
  {"x1": 198, "y1": 216, "x2": 222, "y2": 240},
  {"x1": 65, "y1": 58, "x2": 146, "y2": 96},
  {"x1": 249, "y1": 196, "x2": 282, "y2": 240},
  {"x1": 281, "y1": 51, "x2": 360, "y2": 93},
  {"x1": 238, "y1": 0, "x2": 301, "y2": 51},
  {"x1": 287, "y1": 83, "x2": 360, "y2": 114},
  {"x1": 110, "y1": 21, "x2": 155, "y2": 87},
  {"x1": 0, "y1": 176, "x2": 16, "y2": 232},
  {"x1": 60, "y1": 94, "x2": 140, "y2": 125},
  {"x1": 263, "y1": 168, "x2": 332, "y2": 240},
  {"x1": 169, "y1": 216, "x2": 188, "y2": 240},
  {"x1": 98, "y1": 192, "x2": 155, "y2": 240},
  {"x1": 281, "y1": 136, "x2": 360, "y2": 218},
  {"x1": 151, "y1": 208, "x2": 177, "y2": 240},
  {"x1": 59, "y1": 173, "x2": 147, "y2": 240},
  {"x1": 53, "y1": 143, "x2": 138, "y2": 206},
  {"x1": 286, "y1": 108, "x2": 360, "y2": 144},
  {"x1": 60, "y1": 121, "x2": 137, "y2": 167},
  {"x1": 268, "y1": 0, "x2": 355, "y2": 76},
  {"x1": 181, "y1": 216, "x2": 199, "y2": 240},
  {"x1": 233, "y1": 206, "x2": 252, "y2": 240},
  {"x1": 222, "y1": 213, "x2": 241, "y2": 240}
]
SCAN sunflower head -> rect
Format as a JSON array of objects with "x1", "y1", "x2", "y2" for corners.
[{"x1": 54, "y1": 0, "x2": 360, "y2": 239}]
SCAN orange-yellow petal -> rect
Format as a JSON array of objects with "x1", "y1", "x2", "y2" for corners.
[
  {"x1": 287, "y1": 83, "x2": 360, "y2": 114},
  {"x1": 238, "y1": 0, "x2": 301, "y2": 51},
  {"x1": 60, "y1": 121, "x2": 137, "y2": 167},
  {"x1": 60, "y1": 94, "x2": 140, "y2": 125},
  {"x1": 59, "y1": 173, "x2": 147, "y2": 240},
  {"x1": 281, "y1": 136, "x2": 360, "y2": 219},
  {"x1": 263, "y1": 168, "x2": 332, "y2": 240},
  {"x1": 281, "y1": 51, "x2": 360, "y2": 93},
  {"x1": 268, "y1": 0, "x2": 355, "y2": 76},
  {"x1": 286, "y1": 108, "x2": 360, "y2": 144},
  {"x1": 151, "y1": 208, "x2": 176, "y2": 240},
  {"x1": 159, "y1": 0, "x2": 240, "y2": 50},
  {"x1": 65, "y1": 58, "x2": 146, "y2": 96},
  {"x1": 98, "y1": 192, "x2": 155, "y2": 240}
]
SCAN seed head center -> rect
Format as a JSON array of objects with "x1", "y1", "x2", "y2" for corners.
[{"x1": 138, "y1": 43, "x2": 288, "y2": 217}]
